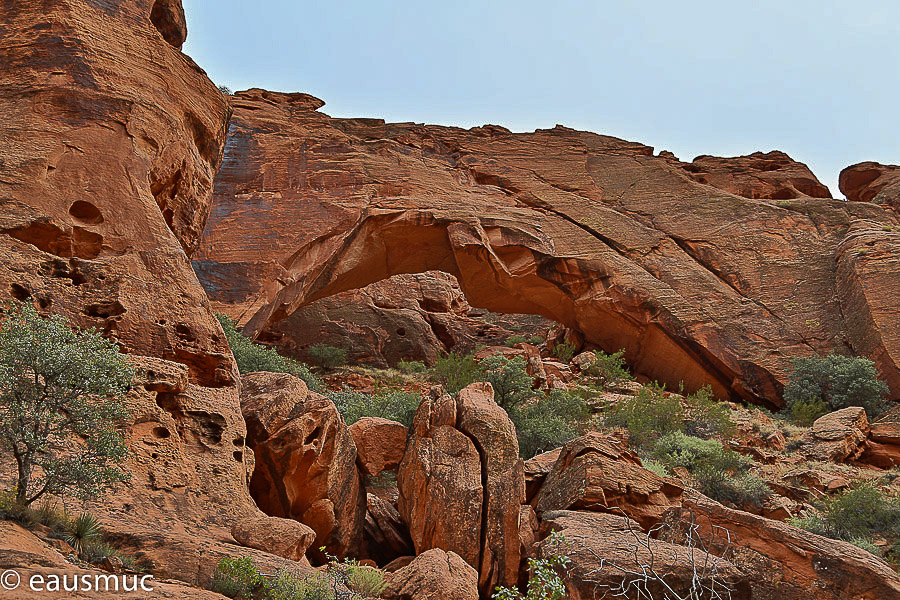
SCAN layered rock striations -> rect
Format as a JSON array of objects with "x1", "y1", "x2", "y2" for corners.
[
  {"x1": 0, "y1": 0, "x2": 265, "y2": 583},
  {"x1": 195, "y1": 89, "x2": 900, "y2": 407}
]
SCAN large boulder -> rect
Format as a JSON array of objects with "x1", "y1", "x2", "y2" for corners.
[
  {"x1": 231, "y1": 516, "x2": 315, "y2": 562},
  {"x1": 666, "y1": 490, "x2": 900, "y2": 600},
  {"x1": 397, "y1": 382, "x2": 524, "y2": 595},
  {"x1": 381, "y1": 548, "x2": 479, "y2": 600},
  {"x1": 801, "y1": 407, "x2": 869, "y2": 462},
  {"x1": 240, "y1": 371, "x2": 366, "y2": 561},
  {"x1": 195, "y1": 90, "x2": 900, "y2": 407},
  {"x1": 540, "y1": 510, "x2": 751, "y2": 600},
  {"x1": 533, "y1": 432, "x2": 683, "y2": 529},
  {"x1": 349, "y1": 417, "x2": 408, "y2": 476}
]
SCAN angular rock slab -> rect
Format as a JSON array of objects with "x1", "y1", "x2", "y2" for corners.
[
  {"x1": 541, "y1": 510, "x2": 751, "y2": 600},
  {"x1": 533, "y1": 432, "x2": 683, "y2": 529}
]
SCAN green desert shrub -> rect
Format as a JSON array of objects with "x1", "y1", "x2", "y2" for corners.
[
  {"x1": 493, "y1": 531, "x2": 570, "y2": 600},
  {"x1": 345, "y1": 565, "x2": 387, "y2": 597},
  {"x1": 396, "y1": 359, "x2": 426, "y2": 374},
  {"x1": 216, "y1": 313, "x2": 321, "y2": 391},
  {"x1": 266, "y1": 569, "x2": 334, "y2": 600},
  {"x1": 511, "y1": 390, "x2": 589, "y2": 459},
  {"x1": 787, "y1": 396, "x2": 830, "y2": 426},
  {"x1": 0, "y1": 301, "x2": 132, "y2": 506},
  {"x1": 433, "y1": 352, "x2": 481, "y2": 394},
  {"x1": 551, "y1": 341, "x2": 577, "y2": 364},
  {"x1": 604, "y1": 382, "x2": 683, "y2": 449},
  {"x1": 479, "y1": 355, "x2": 536, "y2": 410},
  {"x1": 586, "y1": 349, "x2": 633, "y2": 383},
  {"x1": 682, "y1": 385, "x2": 735, "y2": 439},
  {"x1": 330, "y1": 389, "x2": 421, "y2": 427},
  {"x1": 211, "y1": 557, "x2": 263, "y2": 599},
  {"x1": 784, "y1": 353, "x2": 890, "y2": 419},
  {"x1": 791, "y1": 484, "x2": 900, "y2": 546},
  {"x1": 651, "y1": 431, "x2": 770, "y2": 507},
  {"x1": 307, "y1": 344, "x2": 347, "y2": 370}
]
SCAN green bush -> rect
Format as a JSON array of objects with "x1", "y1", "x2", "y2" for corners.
[
  {"x1": 788, "y1": 396, "x2": 830, "y2": 426},
  {"x1": 493, "y1": 531, "x2": 570, "y2": 600},
  {"x1": 552, "y1": 341, "x2": 576, "y2": 363},
  {"x1": 505, "y1": 334, "x2": 530, "y2": 347},
  {"x1": 511, "y1": 390, "x2": 588, "y2": 459},
  {"x1": 586, "y1": 349, "x2": 633, "y2": 383},
  {"x1": 682, "y1": 385, "x2": 735, "y2": 439},
  {"x1": 216, "y1": 314, "x2": 321, "y2": 391},
  {"x1": 330, "y1": 389, "x2": 421, "y2": 427},
  {"x1": 650, "y1": 431, "x2": 770, "y2": 507},
  {"x1": 479, "y1": 355, "x2": 536, "y2": 410},
  {"x1": 307, "y1": 344, "x2": 347, "y2": 370},
  {"x1": 784, "y1": 353, "x2": 889, "y2": 419},
  {"x1": 212, "y1": 557, "x2": 334, "y2": 600},
  {"x1": 345, "y1": 565, "x2": 387, "y2": 597},
  {"x1": 396, "y1": 360, "x2": 426, "y2": 374},
  {"x1": 433, "y1": 352, "x2": 481, "y2": 394},
  {"x1": 604, "y1": 382, "x2": 682, "y2": 448},
  {"x1": 211, "y1": 557, "x2": 263, "y2": 599},
  {"x1": 266, "y1": 569, "x2": 333, "y2": 600},
  {"x1": 0, "y1": 301, "x2": 132, "y2": 506},
  {"x1": 791, "y1": 484, "x2": 900, "y2": 545}
]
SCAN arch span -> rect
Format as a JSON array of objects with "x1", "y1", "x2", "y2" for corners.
[{"x1": 194, "y1": 89, "x2": 900, "y2": 407}]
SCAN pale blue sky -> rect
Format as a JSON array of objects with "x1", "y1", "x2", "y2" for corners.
[{"x1": 182, "y1": 1, "x2": 899, "y2": 197}]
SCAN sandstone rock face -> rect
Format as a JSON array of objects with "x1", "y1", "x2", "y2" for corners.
[
  {"x1": 194, "y1": 90, "x2": 900, "y2": 406},
  {"x1": 237, "y1": 270, "x2": 551, "y2": 367},
  {"x1": 541, "y1": 510, "x2": 751, "y2": 600},
  {"x1": 841, "y1": 161, "x2": 900, "y2": 216},
  {"x1": 671, "y1": 491, "x2": 900, "y2": 600},
  {"x1": 381, "y1": 548, "x2": 479, "y2": 600},
  {"x1": 231, "y1": 516, "x2": 316, "y2": 561},
  {"x1": 533, "y1": 432, "x2": 683, "y2": 529},
  {"x1": 349, "y1": 417, "x2": 408, "y2": 477},
  {"x1": 672, "y1": 151, "x2": 832, "y2": 200},
  {"x1": 0, "y1": 1, "x2": 257, "y2": 583},
  {"x1": 397, "y1": 383, "x2": 524, "y2": 595},
  {"x1": 0, "y1": 523, "x2": 228, "y2": 600},
  {"x1": 240, "y1": 371, "x2": 365, "y2": 561}
]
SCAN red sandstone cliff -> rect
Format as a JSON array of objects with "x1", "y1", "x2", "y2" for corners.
[
  {"x1": 0, "y1": 0, "x2": 279, "y2": 584},
  {"x1": 195, "y1": 89, "x2": 900, "y2": 407}
]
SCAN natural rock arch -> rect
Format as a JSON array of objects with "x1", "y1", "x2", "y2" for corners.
[{"x1": 195, "y1": 89, "x2": 900, "y2": 408}]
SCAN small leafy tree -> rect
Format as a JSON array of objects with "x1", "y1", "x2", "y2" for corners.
[
  {"x1": 479, "y1": 355, "x2": 535, "y2": 410},
  {"x1": 0, "y1": 301, "x2": 132, "y2": 506},
  {"x1": 433, "y1": 351, "x2": 481, "y2": 394},
  {"x1": 784, "y1": 353, "x2": 889, "y2": 419}
]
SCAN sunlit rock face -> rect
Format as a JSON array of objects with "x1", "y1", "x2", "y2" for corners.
[{"x1": 194, "y1": 88, "x2": 900, "y2": 407}]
